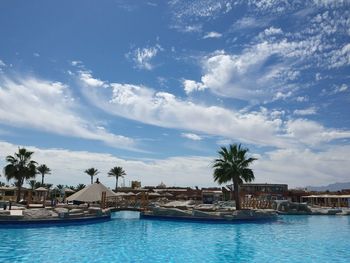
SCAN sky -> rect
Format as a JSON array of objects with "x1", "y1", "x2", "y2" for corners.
[{"x1": 0, "y1": 0, "x2": 349, "y2": 189}]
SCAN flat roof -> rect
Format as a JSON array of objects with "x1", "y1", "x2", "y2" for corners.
[{"x1": 302, "y1": 195, "x2": 350, "y2": 198}]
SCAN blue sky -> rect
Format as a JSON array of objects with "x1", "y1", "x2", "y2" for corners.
[{"x1": 0, "y1": 0, "x2": 349, "y2": 189}]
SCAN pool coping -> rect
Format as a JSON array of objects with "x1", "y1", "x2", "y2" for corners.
[
  {"x1": 140, "y1": 213, "x2": 278, "y2": 224},
  {"x1": 0, "y1": 214, "x2": 111, "y2": 228}
]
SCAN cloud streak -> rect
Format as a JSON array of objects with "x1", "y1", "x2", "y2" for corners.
[
  {"x1": 126, "y1": 45, "x2": 163, "y2": 70},
  {"x1": 77, "y1": 70, "x2": 350, "y2": 149},
  {"x1": 0, "y1": 74, "x2": 135, "y2": 150}
]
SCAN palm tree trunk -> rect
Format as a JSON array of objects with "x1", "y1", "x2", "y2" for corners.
[
  {"x1": 115, "y1": 177, "x2": 118, "y2": 192},
  {"x1": 91, "y1": 176, "x2": 93, "y2": 184},
  {"x1": 16, "y1": 182, "x2": 22, "y2": 203},
  {"x1": 233, "y1": 178, "x2": 241, "y2": 210},
  {"x1": 42, "y1": 174, "x2": 44, "y2": 185}
]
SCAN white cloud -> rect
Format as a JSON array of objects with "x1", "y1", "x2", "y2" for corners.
[
  {"x1": 329, "y1": 43, "x2": 350, "y2": 68},
  {"x1": 263, "y1": 26, "x2": 283, "y2": 36},
  {"x1": 71, "y1": 60, "x2": 82, "y2": 66},
  {"x1": 333, "y1": 84, "x2": 348, "y2": 94},
  {"x1": 203, "y1": 31, "x2": 222, "y2": 39},
  {"x1": 293, "y1": 107, "x2": 317, "y2": 116},
  {"x1": 127, "y1": 45, "x2": 163, "y2": 70},
  {"x1": 232, "y1": 17, "x2": 268, "y2": 30},
  {"x1": 296, "y1": 96, "x2": 309, "y2": 102},
  {"x1": 313, "y1": 0, "x2": 350, "y2": 8},
  {"x1": 79, "y1": 70, "x2": 105, "y2": 87},
  {"x1": 0, "y1": 141, "x2": 213, "y2": 188},
  {"x1": 183, "y1": 79, "x2": 207, "y2": 94},
  {"x1": 184, "y1": 25, "x2": 202, "y2": 32},
  {"x1": 79, "y1": 78, "x2": 293, "y2": 148},
  {"x1": 286, "y1": 119, "x2": 350, "y2": 146},
  {"x1": 181, "y1": 133, "x2": 202, "y2": 141},
  {"x1": 254, "y1": 145, "x2": 350, "y2": 187},
  {"x1": 33, "y1": 53, "x2": 40, "y2": 57},
  {"x1": 169, "y1": 0, "x2": 234, "y2": 19},
  {"x1": 78, "y1": 70, "x2": 350, "y2": 148},
  {"x1": 0, "y1": 74, "x2": 135, "y2": 150},
  {"x1": 2, "y1": 140, "x2": 349, "y2": 189},
  {"x1": 183, "y1": 41, "x2": 308, "y2": 101},
  {"x1": 321, "y1": 84, "x2": 349, "y2": 96},
  {"x1": 0, "y1": 59, "x2": 7, "y2": 67},
  {"x1": 273, "y1": 91, "x2": 293, "y2": 101}
]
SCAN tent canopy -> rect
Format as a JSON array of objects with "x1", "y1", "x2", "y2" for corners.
[
  {"x1": 66, "y1": 182, "x2": 117, "y2": 202},
  {"x1": 35, "y1": 187, "x2": 48, "y2": 192}
]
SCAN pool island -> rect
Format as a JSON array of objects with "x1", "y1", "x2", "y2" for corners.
[{"x1": 0, "y1": 206, "x2": 111, "y2": 227}]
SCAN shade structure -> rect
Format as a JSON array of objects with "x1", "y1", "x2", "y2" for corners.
[
  {"x1": 64, "y1": 188, "x2": 75, "y2": 193},
  {"x1": 115, "y1": 192, "x2": 128, "y2": 196},
  {"x1": 66, "y1": 182, "x2": 117, "y2": 202},
  {"x1": 35, "y1": 187, "x2": 48, "y2": 192},
  {"x1": 148, "y1": 192, "x2": 161, "y2": 197}
]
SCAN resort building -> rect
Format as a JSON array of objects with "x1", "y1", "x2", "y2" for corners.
[
  {"x1": 202, "y1": 190, "x2": 223, "y2": 204},
  {"x1": 226, "y1": 183, "x2": 288, "y2": 200},
  {"x1": 301, "y1": 194, "x2": 350, "y2": 208},
  {"x1": 0, "y1": 186, "x2": 18, "y2": 201}
]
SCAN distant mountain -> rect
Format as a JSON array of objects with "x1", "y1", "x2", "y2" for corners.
[{"x1": 306, "y1": 182, "x2": 350, "y2": 192}]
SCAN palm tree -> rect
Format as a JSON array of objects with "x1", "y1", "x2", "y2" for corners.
[
  {"x1": 66, "y1": 185, "x2": 75, "y2": 191},
  {"x1": 4, "y1": 148, "x2": 37, "y2": 202},
  {"x1": 213, "y1": 144, "x2": 256, "y2": 210},
  {"x1": 84, "y1": 168, "x2": 99, "y2": 184},
  {"x1": 108, "y1": 166, "x2": 126, "y2": 192},
  {"x1": 56, "y1": 184, "x2": 64, "y2": 191},
  {"x1": 37, "y1": 164, "x2": 51, "y2": 185},
  {"x1": 75, "y1": 183, "x2": 86, "y2": 191},
  {"x1": 44, "y1": 183, "x2": 53, "y2": 189},
  {"x1": 0, "y1": 173, "x2": 5, "y2": 187},
  {"x1": 28, "y1": 180, "x2": 37, "y2": 190}
]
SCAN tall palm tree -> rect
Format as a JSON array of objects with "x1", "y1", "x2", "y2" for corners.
[
  {"x1": 37, "y1": 164, "x2": 51, "y2": 185},
  {"x1": 108, "y1": 166, "x2": 126, "y2": 192},
  {"x1": 213, "y1": 144, "x2": 256, "y2": 210},
  {"x1": 84, "y1": 168, "x2": 99, "y2": 184},
  {"x1": 4, "y1": 148, "x2": 37, "y2": 202}
]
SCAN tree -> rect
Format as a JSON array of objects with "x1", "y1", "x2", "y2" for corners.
[
  {"x1": 84, "y1": 168, "x2": 99, "y2": 184},
  {"x1": 44, "y1": 183, "x2": 53, "y2": 189},
  {"x1": 56, "y1": 184, "x2": 64, "y2": 191},
  {"x1": 0, "y1": 173, "x2": 5, "y2": 187},
  {"x1": 75, "y1": 183, "x2": 86, "y2": 191},
  {"x1": 4, "y1": 148, "x2": 37, "y2": 202},
  {"x1": 213, "y1": 144, "x2": 256, "y2": 210},
  {"x1": 37, "y1": 164, "x2": 51, "y2": 185},
  {"x1": 28, "y1": 180, "x2": 37, "y2": 190},
  {"x1": 108, "y1": 166, "x2": 126, "y2": 192},
  {"x1": 66, "y1": 185, "x2": 75, "y2": 191}
]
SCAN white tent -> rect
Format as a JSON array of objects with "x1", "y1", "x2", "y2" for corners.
[{"x1": 66, "y1": 182, "x2": 117, "y2": 202}]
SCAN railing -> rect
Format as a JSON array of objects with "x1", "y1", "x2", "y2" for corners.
[
  {"x1": 241, "y1": 198, "x2": 273, "y2": 209},
  {"x1": 104, "y1": 194, "x2": 149, "y2": 211}
]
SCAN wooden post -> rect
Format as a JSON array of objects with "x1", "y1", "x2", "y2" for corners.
[
  {"x1": 42, "y1": 191, "x2": 46, "y2": 208},
  {"x1": 101, "y1": 191, "x2": 106, "y2": 209},
  {"x1": 27, "y1": 190, "x2": 32, "y2": 208}
]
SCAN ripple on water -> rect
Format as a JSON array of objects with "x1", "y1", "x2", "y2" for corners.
[{"x1": 0, "y1": 212, "x2": 349, "y2": 263}]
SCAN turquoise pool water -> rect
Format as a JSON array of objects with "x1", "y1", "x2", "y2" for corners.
[{"x1": 0, "y1": 212, "x2": 349, "y2": 262}]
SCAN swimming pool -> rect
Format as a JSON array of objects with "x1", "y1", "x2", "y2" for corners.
[{"x1": 0, "y1": 211, "x2": 349, "y2": 262}]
